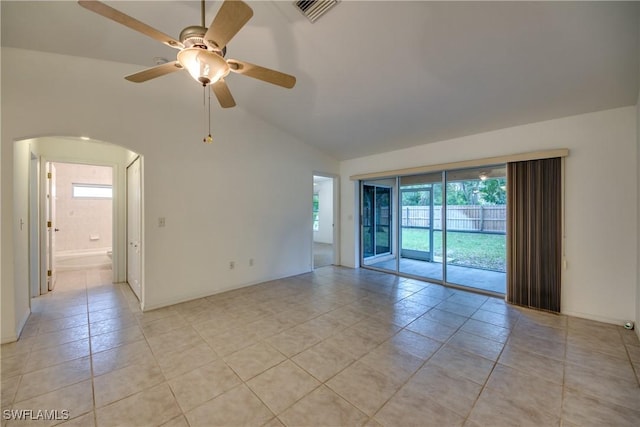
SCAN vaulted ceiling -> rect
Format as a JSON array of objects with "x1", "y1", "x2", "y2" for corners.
[{"x1": 2, "y1": 1, "x2": 639, "y2": 160}]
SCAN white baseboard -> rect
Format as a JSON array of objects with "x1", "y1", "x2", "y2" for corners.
[
  {"x1": 142, "y1": 269, "x2": 313, "y2": 312},
  {"x1": 1, "y1": 334, "x2": 18, "y2": 344},
  {"x1": 561, "y1": 309, "x2": 628, "y2": 327},
  {"x1": 1, "y1": 307, "x2": 31, "y2": 344},
  {"x1": 16, "y1": 307, "x2": 31, "y2": 338}
]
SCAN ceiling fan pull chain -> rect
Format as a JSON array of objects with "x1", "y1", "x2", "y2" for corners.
[
  {"x1": 203, "y1": 85, "x2": 213, "y2": 144},
  {"x1": 208, "y1": 87, "x2": 213, "y2": 143},
  {"x1": 202, "y1": 86, "x2": 208, "y2": 143}
]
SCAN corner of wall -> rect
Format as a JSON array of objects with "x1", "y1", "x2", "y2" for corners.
[
  {"x1": 1, "y1": 306, "x2": 30, "y2": 344},
  {"x1": 636, "y1": 26, "x2": 640, "y2": 340},
  {"x1": 636, "y1": 88, "x2": 640, "y2": 340},
  {"x1": 15, "y1": 307, "x2": 31, "y2": 340}
]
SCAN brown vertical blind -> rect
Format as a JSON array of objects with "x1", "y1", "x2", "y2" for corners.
[{"x1": 507, "y1": 158, "x2": 562, "y2": 312}]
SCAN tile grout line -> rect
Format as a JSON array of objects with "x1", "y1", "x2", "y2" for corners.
[
  {"x1": 621, "y1": 329, "x2": 640, "y2": 388},
  {"x1": 364, "y1": 293, "x2": 486, "y2": 424},
  {"x1": 559, "y1": 319, "x2": 569, "y2": 426},
  {"x1": 83, "y1": 271, "x2": 100, "y2": 427},
  {"x1": 461, "y1": 305, "x2": 525, "y2": 425}
]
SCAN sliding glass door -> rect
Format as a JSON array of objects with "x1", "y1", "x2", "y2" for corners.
[{"x1": 360, "y1": 165, "x2": 507, "y2": 295}]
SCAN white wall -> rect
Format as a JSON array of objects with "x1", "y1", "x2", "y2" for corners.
[
  {"x1": 53, "y1": 163, "x2": 113, "y2": 252},
  {"x1": 1, "y1": 48, "x2": 338, "y2": 342},
  {"x1": 314, "y1": 179, "x2": 333, "y2": 244},
  {"x1": 341, "y1": 107, "x2": 637, "y2": 326},
  {"x1": 6, "y1": 140, "x2": 32, "y2": 342}
]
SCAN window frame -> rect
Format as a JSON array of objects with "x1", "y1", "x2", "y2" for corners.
[{"x1": 72, "y1": 183, "x2": 113, "y2": 199}]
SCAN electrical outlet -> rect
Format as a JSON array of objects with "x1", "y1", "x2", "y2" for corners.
[{"x1": 229, "y1": 261, "x2": 235, "y2": 270}]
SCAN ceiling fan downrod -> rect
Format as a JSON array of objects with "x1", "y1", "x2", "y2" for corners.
[{"x1": 201, "y1": 0, "x2": 206, "y2": 28}]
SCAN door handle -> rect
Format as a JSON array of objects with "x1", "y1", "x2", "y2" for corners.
[{"x1": 54, "y1": 228, "x2": 60, "y2": 232}]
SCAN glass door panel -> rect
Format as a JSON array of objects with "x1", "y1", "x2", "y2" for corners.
[
  {"x1": 400, "y1": 187, "x2": 431, "y2": 261},
  {"x1": 362, "y1": 185, "x2": 375, "y2": 258},
  {"x1": 361, "y1": 180, "x2": 395, "y2": 270},
  {"x1": 374, "y1": 187, "x2": 391, "y2": 255},
  {"x1": 444, "y1": 166, "x2": 507, "y2": 294},
  {"x1": 399, "y1": 173, "x2": 443, "y2": 281}
]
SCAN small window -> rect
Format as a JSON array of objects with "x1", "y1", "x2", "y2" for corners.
[{"x1": 72, "y1": 184, "x2": 112, "y2": 199}]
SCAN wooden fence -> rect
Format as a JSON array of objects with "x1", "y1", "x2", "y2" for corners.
[{"x1": 401, "y1": 205, "x2": 506, "y2": 233}]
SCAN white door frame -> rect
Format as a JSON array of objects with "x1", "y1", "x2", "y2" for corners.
[
  {"x1": 38, "y1": 160, "x2": 52, "y2": 295},
  {"x1": 46, "y1": 162, "x2": 57, "y2": 292},
  {"x1": 126, "y1": 156, "x2": 144, "y2": 302},
  {"x1": 29, "y1": 153, "x2": 40, "y2": 298},
  {"x1": 311, "y1": 172, "x2": 340, "y2": 268},
  {"x1": 35, "y1": 157, "x2": 118, "y2": 296}
]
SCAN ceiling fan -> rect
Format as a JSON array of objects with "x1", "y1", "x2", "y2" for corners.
[{"x1": 78, "y1": 0, "x2": 296, "y2": 108}]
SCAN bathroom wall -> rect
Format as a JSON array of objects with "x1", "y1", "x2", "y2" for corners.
[{"x1": 54, "y1": 162, "x2": 113, "y2": 252}]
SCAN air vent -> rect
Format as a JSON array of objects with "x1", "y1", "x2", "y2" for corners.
[{"x1": 295, "y1": 0, "x2": 339, "y2": 23}]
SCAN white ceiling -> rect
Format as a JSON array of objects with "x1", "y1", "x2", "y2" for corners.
[{"x1": 2, "y1": 1, "x2": 639, "y2": 160}]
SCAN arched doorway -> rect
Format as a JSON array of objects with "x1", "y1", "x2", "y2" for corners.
[{"x1": 18, "y1": 136, "x2": 143, "y2": 305}]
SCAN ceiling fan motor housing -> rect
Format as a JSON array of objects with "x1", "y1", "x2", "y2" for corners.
[
  {"x1": 178, "y1": 25, "x2": 229, "y2": 85},
  {"x1": 180, "y1": 26, "x2": 208, "y2": 48},
  {"x1": 180, "y1": 25, "x2": 227, "y2": 56},
  {"x1": 179, "y1": 25, "x2": 225, "y2": 56}
]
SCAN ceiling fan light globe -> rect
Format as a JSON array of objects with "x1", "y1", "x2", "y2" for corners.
[{"x1": 177, "y1": 47, "x2": 229, "y2": 86}]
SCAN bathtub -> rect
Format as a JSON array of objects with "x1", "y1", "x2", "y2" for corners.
[{"x1": 55, "y1": 248, "x2": 112, "y2": 271}]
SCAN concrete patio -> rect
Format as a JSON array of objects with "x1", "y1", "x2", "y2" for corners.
[{"x1": 366, "y1": 258, "x2": 506, "y2": 294}]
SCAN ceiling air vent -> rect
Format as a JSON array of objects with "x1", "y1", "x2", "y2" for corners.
[{"x1": 295, "y1": 0, "x2": 339, "y2": 23}]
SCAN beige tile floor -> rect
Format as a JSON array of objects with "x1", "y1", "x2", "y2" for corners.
[{"x1": 2, "y1": 266, "x2": 640, "y2": 427}]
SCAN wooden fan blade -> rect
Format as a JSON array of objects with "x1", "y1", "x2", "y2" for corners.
[
  {"x1": 204, "y1": 0, "x2": 253, "y2": 50},
  {"x1": 125, "y1": 61, "x2": 183, "y2": 83},
  {"x1": 78, "y1": 1, "x2": 183, "y2": 49},
  {"x1": 227, "y1": 60, "x2": 296, "y2": 89},
  {"x1": 211, "y1": 79, "x2": 236, "y2": 108}
]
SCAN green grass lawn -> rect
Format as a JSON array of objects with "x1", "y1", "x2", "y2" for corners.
[{"x1": 401, "y1": 228, "x2": 506, "y2": 272}]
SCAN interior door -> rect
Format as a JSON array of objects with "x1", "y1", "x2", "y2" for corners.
[
  {"x1": 127, "y1": 157, "x2": 142, "y2": 300},
  {"x1": 46, "y1": 162, "x2": 57, "y2": 291}
]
